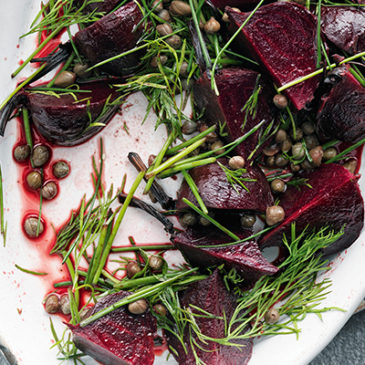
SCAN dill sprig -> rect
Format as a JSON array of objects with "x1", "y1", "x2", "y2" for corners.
[
  {"x1": 15, "y1": 264, "x2": 48, "y2": 276},
  {"x1": 325, "y1": 136, "x2": 365, "y2": 164},
  {"x1": 218, "y1": 162, "x2": 256, "y2": 193},
  {"x1": 241, "y1": 74, "x2": 262, "y2": 130}
]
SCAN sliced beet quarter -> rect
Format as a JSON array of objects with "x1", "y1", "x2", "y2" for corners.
[
  {"x1": 74, "y1": 1, "x2": 145, "y2": 76},
  {"x1": 174, "y1": 227, "x2": 278, "y2": 284},
  {"x1": 227, "y1": 3, "x2": 320, "y2": 110},
  {"x1": 69, "y1": 291, "x2": 157, "y2": 365},
  {"x1": 260, "y1": 163, "x2": 364, "y2": 255},
  {"x1": 317, "y1": 69, "x2": 365, "y2": 144},
  {"x1": 176, "y1": 158, "x2": 274, "y2": 212},
  {"x1": 166, "y1": 270, "x2": 253, "y2": 365},
  {"x1": 193, "y1": 68, "x2": 274, "y2": 159},
  {"x1": 321, "y1": 7, "x2": 365, "y2": 55},
  {"x1": 26, "y1": 81, "x2": 121, "y2": 146}
]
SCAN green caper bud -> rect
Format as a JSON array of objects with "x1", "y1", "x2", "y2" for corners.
[
  {"x1": 273, "y1": 94, "x2": 288, "y2": 109},
  {"x1": 128, "y1": 299, "x2": 148, "y2": 315},
  {"x1": 126, "y1": 261, "x2": 142, "y2": 278},
  {"x1": 156, "y1": 23, "x2": 173, "y2": 36},
  {"x1": 241, "y1": 215, "x2": 256, "y2": 228},
  {"x1": 229, "y1": 156, "x2": 245, "y2": 170},
  {"x1": 158, "y1": 9, "x2": 171, "y2": 22},
  {"x1": 41, "y1": 181, "x2": 58, "y2": 200},
  {"x1": 148, "y1": 255, "x2": 164, "y2": 271},
  {"x1": 204, "y1": 16, "x2": 221, "y2": 34},
  {"x1": 53, "y1": 161, "x2": 70, "y2": 179},
  {"x1": 281, "y1": 139, "x2": 292, "y2": 153},
  {"x1": 275, "y1": 129, "x2": 287, "y2": 144},
  {"x1": 13, "y1": 145, "x2": 31, "y2": 162},
  {"x1": 54, "y1": 70, "x2": 76, "y2": 88},
  {"x1": 32, "y1": 145, "x2": 50, "y2": 167},
  {"x1": 275, "y1": 154, "x2": 289, "y2": 167},
  {"x1": 166, "y1": 35, "x2": 182, "y2": 49},
  {"x1": 73, "y1": 63, "x2": 91, "y2": 79},
  {"x1": 291, "y1": 143, "x2": 305, "y2": 160},
  {"x1": 24, "y1": 217, "x2": 44, "y2": 238},
  {"x1": 44, "y1": 294, "x2": 60, "y2": 314},
  {"x1": 169, "y1": 0, "x2": 192, "y2": 16},
  {"x1": 309, "y1": 146, "x2": 323, "y2": 167},
  {"x1": 60, "y1": 294, "x2": 71, "y2": 315},
  {"x1": 323, "y1": 147, "x2": 337, "y2": 161},
  {"x1": 265, "y1": 206, "x2": 285, "y2": 226},
  {"x1": 26, "y1": 171, "x2": 42, "y2": 190},
  {"x1": 304, "y1": 134, "x2": 319, "y2": 150},
  {"x1": 264, "y1": 307, "x2": 280, "y2": 323},
  {"x1": 343, "y1": 159, "x2": 357, "y2": 174},
  {"x1": 271, "y1": 179, "x2": 286, "y2": 193},
  {"x1": 182, "y1": 120, "x2": 197, "y2": 135},
  {"x1": 211, "y1": 140, "x2": 225, "y2": 155}
]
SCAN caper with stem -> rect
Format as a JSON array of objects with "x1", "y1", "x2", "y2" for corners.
[
  {"x1": 24, "y1": 217, "x2": 44, "y2": 238},
  {"x1": 26, "y1": 171, "x2": 42, "y2": 190}
]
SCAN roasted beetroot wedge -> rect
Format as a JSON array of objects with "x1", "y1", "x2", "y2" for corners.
[
  {"x1": 193, "y1": 68, "x2": 274, "y2": 159},
  {"x1": 74, "y1": 2, "x2": 145, "y2": 76},
  {"x1": 25, "y1": 81, "x2": 121, "y2": 146},
  {"x1": 70, "y1": 291, "x2": 157, "y2": 365},
  {"x1": 260, "y1": 163, "x2": 364, "y2": 255},
  {"x1": 321, "y1": 7, "x2": 365, "y2": 55},
  {"x1": 317, "y1": 69, "x2": 365, "y2": 143},
  {"x1": 227, "y1": 3, "x2": 320, "y2": 110},
  {"x1": 166, "y1": 270, "x2": 253, "y2": 365},
  {"x1": 176, "y1": 158, "x2": 274, "y2": 212},
  {"x1": 174, "y1": 228, "x2": 278, "y2": 284}
]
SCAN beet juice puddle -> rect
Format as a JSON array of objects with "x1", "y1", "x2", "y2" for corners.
[{"x1": 0, "y1": 1, "x2": 364, "y2": 365}]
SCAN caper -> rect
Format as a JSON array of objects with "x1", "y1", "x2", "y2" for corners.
[
  {"x1": 32, "y1": 145, "x2": 50, "y2": 167},
  {"x1": 241, "y1": 215, "x2": 256, "y2": 228},
  {"x1": 60, "y1": 294, "x2": 71, "y2": 315},
  {"x1": 148, "y1": 255, "x2": 164, "y2": 272},
  {"x1": 292, "y1": 143, "x2": 305, "y2": 160},
  {"x1": 44, "y1": 294, "x2": 60, "y2": 314},
  {"x1": 266, "y1": 155, "x2": 275, "y2": 167},
  {"x1": 126, "y1": 261, "x2": 142, "y2": 278},
  {"x1": 41, "y1": 181, "x2": 58, "y2": 200},
  {"x1": 281, "y1": 139, "x2": 292, "y2": 153},
  {"x1": 222, "y1": 12, "x2": 229, "y2": 22},
  {"x1": 24, "y1": 217, "x2": 44, "y2": 238},
  {"x1": 271, "y1": 179, "x2": 286, "y2": 193},
  {"x1": 182, "y1": 120, "x2": 197, "y2": 135},
  {"x1": 166, "y1": 34, "x2": 182, "y2": 49},
  {"x1": 158, "y1": 9, "x2": 171, "y2": 22},
  {"x1": 54, "y1": 71, "x2": 76, "y2": 88},
  {"x1": 275, "y1": 129, "x2": 287, "y2": 144},
  {"x1": 304, "y1": 134, "x2": 319, "y2": 150},
  {"x1": 290, "y1": 163, "x2": 300, "y2": 172},
  {"x1": 26, "y1": 171, "x2": 42, "y2": 190},
  {"x1": 79, "y1": 307, "x2": 92, "y2": 321},
  {"x1": 263, "y1": 144, "x2": 280, "y2": 157},
  {"x1": 265, "y1": 206, "x2": 285, "y2": 226},
  {"x1": 128, "y1": 299, "x2": 148, "y2": 315},
  {"x1": 181, "y1": 212, "x2": 197, "y2": 226},
  {"x1": 275, "y1": 154, "x2": 289, "y2": 167},
  {"x1": 309, "y1": 146, "x2": 323, "y2": 167},
  {"x1": 13, "y1": 145, "x2": 30, "y2": 162},
  {"x1": 229, "y1": 156, "x2": 245, "y2": 170},
  {"x1": 199, "y1": 216, "x2": 211, "y2": 226},
  {"x1": 211, "y1": 140, "x2": 225, "y2": 155},
  {"x1": 152, "y1": 0, "x2": 163, "y2": 12},
  {"x1": 156, "y1": 23, "x2": 173, "y2": 36},
  {"x1": 169, "y1": 1, "x2": 192, "y2": 16},
  {"x1": 204, "y1": 17, "x2": 220, "y2": 34},
  {"x1": 179, "y1": 61, "x2": 188, "y2": 76},
  {"x1": 343, "y1": 159, "x2": 357, "y2": 174},
  {"x1": 323, "y1": 147, "x2": 337, "y2": 161},
  {"x1": 273, "y1": 94, "x2": 288, "y2": 109},
  {"x1": 73, "y1": 63, "x2": 91, "y2": 79},
  {"x1": 150, "y1": 55, "x2": 168, "y2": 67},
  {"x1": 153, "y1": 303, "x2": 167, "y2": 316},
  {"x1": 301, "y1": 121, "x2": 315, "y2": 135},
  {"x1": 53, "y1": 161, "x2": 70, "y2": 179},
  {"x1": 301, "y1": 159, "x2": 313, "y2": 171},
  {"x1": 264, "y1": 307, "x2": 280, "y2": 323},
  {"x1": 291, "y1": 128, "x2": 303, "y2": 141}
]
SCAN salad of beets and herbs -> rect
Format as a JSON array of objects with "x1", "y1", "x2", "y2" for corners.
[{"x1": 0, "y1": 0, "x2": 364, "y2": 364}]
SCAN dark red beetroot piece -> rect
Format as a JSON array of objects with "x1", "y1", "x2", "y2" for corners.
[
  {"x1": 321, "y1": 7, "x2": 365, "y2": 55},
  {"x1": 208, "y1": 0, "x2": 262, "y2": 10},
  {"x1": 77, "y1": 0, "x2": 123, "y2": 14},
  {"x1": 69, "y1": 291, "x2": 157, "y2": 365},
  {"x1": 174, "y1": 228, "x2": 278, "y2": 284},
  {"x1": 227, "y1": 3, "x2": 320, "y2": 110},
  {"x1": 166, "y1": 270, "x2": 253, "y2": 365},
  {"x1": 260, "y1": 163, "x2": 364, "y2": 256},
  {"x1": 74, "y1": 2, "x2": 145, "y2": 76},
  {"x1": 176, "y1": 158, "x2": 274, "y2": 212},
  {"x1": 317, "y1": 68, "x2": 365, "y2": 144},
  {"x1": 25, "y1": 81, "x2": 121, "y2": 146},
  {"x1": 193, "y1": 68, "x2": 274, "y2": 159}
]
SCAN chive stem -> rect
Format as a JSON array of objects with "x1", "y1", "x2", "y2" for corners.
[
  {"x1": 47, "y1": 53, "x2": 75, "y2": 88},
  {"x1": 111, "y1": 244, "x2": 174, "y2": 252},
  {"x1": 158, "y1": 157, "x2": 216, "y2": 178},
  {"x1": 181, "y1": 170, "x2": 208, "y2": 214},
  {"x1": 325, "y1": 137, "x2": 365, "y2": 164}
]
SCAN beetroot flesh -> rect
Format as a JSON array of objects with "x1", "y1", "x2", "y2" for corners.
[
  {"x1": 317, "y1": 69, "x2": 365, "y2": 144},
  {"x1": 166, "y1": 270, "x2": 253, "y2": 365},
  {"x1": 176, "y1": 159, "x2": 274, "y2": 212},
  {"x1": 74, "y1": 2, "x2": 145, "y2": 76},
  {"x1": 174, "y1": 228, "x2": 278, "y2": 284},
  {"x1": 260, "y1": 163, "x2": 364, "y2": 255},
  {"x1": 77, "y1": 0, "x2": 123, "y2": 14},
  {"x1": 321, "y1": 7, "x2": 365, "y2": 55},
  {"x1": 70, "y1": 291, "x2": 157, "y2": 365},
  {"x1": 227, "y1": 3, "x2": 320, "y2": 110},
  {"x1": 193, "y1": 68, "x2": 274, "y2": 159},
  {"x1": 26, "y1": 81, "x2": 121, "y2": 146}
]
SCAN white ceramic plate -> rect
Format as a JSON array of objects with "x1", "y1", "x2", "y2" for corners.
[{"x1": 0, "y1": 2, "x2": 364, "y2": 365}]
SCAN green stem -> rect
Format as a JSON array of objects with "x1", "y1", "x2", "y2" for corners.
[
  {"x1": 47, "y1": 53, "x2": 75, "y2": 88},
  {"x1": 316, "y1": 0, "x2": 322, "y2": 69},
  {"x1": 325, "y1": 137, "x2": 365, "y2": 164},
  {"x1": 111, "y1": 244, "x2": 174, "y2": 252},
  {"x1": 146, "y1": 138, "x2": 206, "y2": 179},
  {"x1": 181, "y1": 170, "x2": 208, "y2": 214},
  {"x1": 158, "y1": 157, "x2": 216, "y2": 178}
]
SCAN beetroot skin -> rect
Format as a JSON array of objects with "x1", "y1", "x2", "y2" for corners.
[
  {"x1": 26, "y1": 81, "x2": 121, "y2": 146},
  {"x1": 208, "y1": 0, "x2": 264, "y2": 10},
  {"x1": 74, "y1": 2, "x2": 145, "y2": 76},
  {"x1": 321, "y1": 7, "x2": 365, "y2": 55},
  {"x1": 193, "y1": 68, "x2": 274, "y2": 159},
  {"x1": 176, "y1": 159, "x2": 274, "y2": 212},
  {"x1": 260, "y1": 163, "x2": 364, "y2": 255},
  {"x1": 166, "y1": 270, "x2": 253, "y2": 365},
  {"x1": 70, "y1": 291, "x2": 157, "y2": 365},
  {"x1": 227, "y1": 3, "x2": 320, "y2": 110},
  {"x1": 317, "y1": 69, "x2": 365, "y2": 144}
]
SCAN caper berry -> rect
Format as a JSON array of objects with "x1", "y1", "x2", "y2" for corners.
[
  {"x1": 128, "y1": 299, "x2": 148, "y2": 315},
  {"x1": 60, "y1": 294, "x2": 71, "y2": 315},
  {"x1": 26, "y1": 171, "x2": 42, "y2": 190},
  {"x1": 54, "y1": 71, "x2": 76, "y2": 88},
  {"x1": 24, "y1": 217, "x2": 44, "y2": 238},
  {"x1": 41, "y1": 181, "x2": 58, "y2": 200},
  {"x1": 32, "y1": 145, "x2": 50, "y2": 167},
  {"x1": 241, "y1": 215, "x2": 256, "y2": 228},
  {"x1": 44, "y1": 294, "x2": 60, "y2": 314},
  {"x1": 53, "y1": 161, "x2": 70, "y2": 179},
  {"x1": 323, "y1": 147, "x2": 337, "y2": 161},
  {"x1": 126, "y1": 261, "x2": 142, "y2": 278},
  {"x1": 148, "y1": 255, "x2": 164, "y2": 271},
  {"x1": 264, "y1": 307, "x2": 280, "y2": 323},
  {"x1": 229, "y1": 156, "x2": 245, "y2": 170},
  {"x1": 271, "y1": 179, "x2": 286, "y2": 193},
  {"x1": 13, "y1": 145, "x2": 30, "y2": 162},
  {"x1": 265, "y1": 206, "x2": 285, "y2": 226}
]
